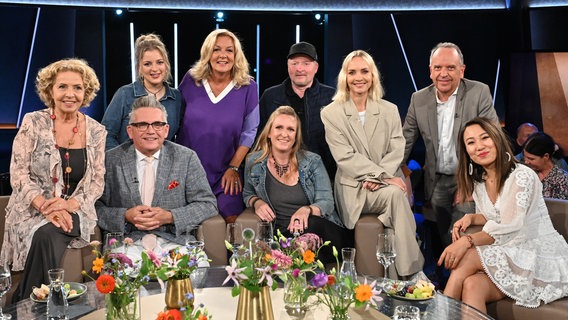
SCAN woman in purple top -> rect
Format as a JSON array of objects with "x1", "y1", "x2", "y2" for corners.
[{"x1": 177, "y1": 29, "x2": 259, "y2": 222}]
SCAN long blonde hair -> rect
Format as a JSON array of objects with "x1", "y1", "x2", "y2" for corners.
[
  {"x1": 135, "y1": 33, "x2": 172, "y2": 83},
  {"x1": 332, "y1": 50, "x2": 384, "y2": 103},
  {"x1": 189, "y1": 29, "x2": 252, "y2": 88},
  {"x1": 252, "y1": 106, "x2": 304, "y2": 174}
]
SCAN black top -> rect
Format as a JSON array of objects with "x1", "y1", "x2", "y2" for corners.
[
  {"x1": 265, "y1": 169, "x2": 308, "y2": 229},
  {"x1": 58, "y1": 147, "x2": 86, "y2": 197}
]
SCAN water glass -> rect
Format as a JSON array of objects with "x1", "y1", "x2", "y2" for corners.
[
  {"x1": 186, "y1": 225, "x2": 205, "y2": 252},
  {"x1": 376, "y1": 229, "x2": 396, "y2": 282},
  {"x1": 226, "y1": 223, "x2": 243, "y2": 261},
  {"x1": 256, "y1": 221, "x2": 273, "y2": 244},
  {"x1": 393, "y1": 305, "x2": 420, "y2": 320},
  {"x1": 47, "y1": 268, "x2": 68, "y2": 320},
  {"x1": 105, "y1": 232, "x2": 125, "y2": 253},
  {"x1": 0, "y1": 263, "x2": 11, "y2": 320},
  {"x1": 339, "y1": 247, "x2": 357, "y2": 281}
]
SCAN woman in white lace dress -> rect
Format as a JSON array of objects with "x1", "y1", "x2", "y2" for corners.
[{"x1": 438, "y1": 117, "x2": 568, "y2": 313}]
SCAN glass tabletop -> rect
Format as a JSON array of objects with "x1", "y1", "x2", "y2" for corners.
[{"x1": 2, "y1": 266, "x2": 229, "y2": 320}]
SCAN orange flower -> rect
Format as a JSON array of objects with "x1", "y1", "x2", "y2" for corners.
[
  {"x1": 156, "y1": 311, "x2": 167, "y2": 320},
  {"x1": 164, "y1": 309, "x2": 182, "y2": 320},
  {"x1": 354, "y1": 283, "x2": 373, "y2": 302},
  {"x1": 302, "y1": 249, "x2": 315, "y2": 264},
  {"x1": 197, "y1": 314, "x2": 208, "y2": 320},
  {"x1": 95, "y1": 274, "x2": 115, "y2": 294},
  {"x1": 92, "y1": 257, "x2": 104, "y2": 274},
  {"x1": 327, "y1": 274, "x2": 336, "y2": 286},
  {"x1": 264, "y1": 253, "x2": 272, "y2": 262}
]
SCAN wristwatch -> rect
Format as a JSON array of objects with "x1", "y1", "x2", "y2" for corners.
[{"x1": 229, "y1": 166, "x2": 239, "y2": 173}]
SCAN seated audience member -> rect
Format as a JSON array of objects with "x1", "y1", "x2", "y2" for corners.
[
  {"x1": 515, "y1": 123, "x2": 568, "y2": 171},
  {"x1": 102, "y1": 33, "x2": 183, "y2": 150},
  {"x1": 439, "y1": 117, "x2": 568, "y2": 313},
  {"x1": 96, "y1": 95, "x2": 218, "y2": 261},
  {"x1": 243, "y1": 106, "x2": 348, "y2": 262},
  {"x1": 0, "y1": 58, "x2": 105, "y2": 301},
  {"x1": 523, "y1": 132, "x2": 568, "y2": 199},
  {"x1": 321, "y1": 50, "x2": 424, "y2": 277}
]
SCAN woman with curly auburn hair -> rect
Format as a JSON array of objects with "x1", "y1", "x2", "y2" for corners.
[
  {"x1": 177, "y1": 29, "x2": 259, "y2": 223},
  {"x1": 0, "y1": 58, "x2": 106, "y2": 301}
]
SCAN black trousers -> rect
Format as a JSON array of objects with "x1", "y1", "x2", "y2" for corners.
[{"x1": 13, "y1": 214, "x2": 80, "y2": 302}]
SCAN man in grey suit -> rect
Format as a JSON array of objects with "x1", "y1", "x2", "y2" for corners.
[
  {"x1": 402, "y1": 42, "x2": 499, "y2": 252},
  {"x1": 96, "y1": 95, "x2": 218, "y2": 259}
]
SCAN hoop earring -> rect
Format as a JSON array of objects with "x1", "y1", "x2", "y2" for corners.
[
  {"x1": 468, "y1": 161, "x2": 473, "y2": 176},
  {"x1": 506, "y1": 152, "x2": 511, "y2": 162}
]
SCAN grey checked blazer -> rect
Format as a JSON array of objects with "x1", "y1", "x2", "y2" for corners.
[{"x1": 95, "y1": 140, "x2": 218, "y2": 244}]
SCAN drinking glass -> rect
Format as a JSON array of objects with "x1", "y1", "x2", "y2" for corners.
[
  {"x1": 256, "y1": 221, "x2": 273, "y2": 244},
  {"x1": 393, "y1": 305, "x2": 420, "y2": 320},
  {"x1": 226, "y1": 223, "x2": 243, "y2": 262},
  {"x1": 339, "y1": 247, "x2": 357, "y2": 281},
  {"x1": 376, "y1": 230, "x2": 396, "y2": 284},
  {"x1": 47, "y1": 268, "x2": 68, "y2": 320},
  {"x1": 105, "y1": 232, "x2": 125, "y2": 254},
  {"x1": 0, "y1": 263, "x2": 12, "y2": 320},
  {"x1": 186, "y1": 225, "x2": 205, "y2": 252}
]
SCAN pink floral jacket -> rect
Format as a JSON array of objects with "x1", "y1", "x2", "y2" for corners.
[{"x1": 0, "y1": 109, "x2": 106, "y2": 271}]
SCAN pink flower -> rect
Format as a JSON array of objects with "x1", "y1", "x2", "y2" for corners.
[
  {"x1": 123, "y1": 237, "x2": 134, "y2": 245},
  {"x1": 108, "y1": 238, "x2": 117, "y2": 246},
  {"x1": 145, "y1": 250, "x2": 161, "y2": 267},
  {"x1": 271, "y1": 250, "x2": 292, "y2": 268},
  {"x1": 292, "y1": 268, "x2": 300, "y2": 278}
]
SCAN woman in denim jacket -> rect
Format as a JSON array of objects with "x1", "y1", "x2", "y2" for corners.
[{"x1": 243, "y1": 106, "x2": 349, "y2": 261}]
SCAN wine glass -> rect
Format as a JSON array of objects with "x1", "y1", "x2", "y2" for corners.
[
  {"x1": 256, "y1": 221, "x2": 273, "y2": 244},
  {"x1": 226, "y1": 223, "x2": 243, "y2": 262},
  {"x1": 186, "y1": 225, "x2": 205, "y2": 252},
  {"x1": 376, "y1": 230, "x2": 396, "y2": 286},
  {"x1": 0, "y1": 263, "x2": 12, "y2": 320}
]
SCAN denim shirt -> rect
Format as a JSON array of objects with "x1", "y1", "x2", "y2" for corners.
[
  {"x1": 102, "y1": 79, "x2": 183, "y2": 150},
  {"x1": 243, "y1": 150, "x2": 343, "y2": 226}
]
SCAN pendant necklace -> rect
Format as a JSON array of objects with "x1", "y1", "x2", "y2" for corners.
[
  {"x1": 272, "y1": 154, "x2": 290, "y2": 178},
  {"x1": 143, "y1": 81, "x2": 164, "y2": 99}
]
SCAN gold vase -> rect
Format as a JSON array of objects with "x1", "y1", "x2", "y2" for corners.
[
  {"x1": 165, "y1": 277, "x2": 194, "y2": 309},
  {"x1": 236, "y1": 286, "x2": 274, "y2": 320}
]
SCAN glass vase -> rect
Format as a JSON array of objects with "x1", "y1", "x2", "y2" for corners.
[
  {"x1": 165, "y1": 277, "x2": 194, "y2": 309},
  {"x1": 328, "y1": 307, "x2": 350, "y2": 320},
  {"x1": 283, "y1": 273, "x2": 309, "y2": 311},
  {"x1": 105, "y1": 289, "x2": 141, "y2": 320}
]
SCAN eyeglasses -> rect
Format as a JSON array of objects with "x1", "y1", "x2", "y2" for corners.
[{"x1": 129, "y1": 121, "x2": 168, "y2": 131}]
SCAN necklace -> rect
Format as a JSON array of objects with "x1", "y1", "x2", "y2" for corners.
[
  {"x1": 50, "y1": 111, "x2": 86, "y2": 199},
  {"x1": 272, "y1": 154, "x2": 290, "y2": 178},
  {"x1": 143, "y1": 81, "x2": 165, "y2": 98}
]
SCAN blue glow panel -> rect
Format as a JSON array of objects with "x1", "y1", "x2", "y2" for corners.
[{"x1": 0, "y1": 1, "x2": 507, "y2": 11}]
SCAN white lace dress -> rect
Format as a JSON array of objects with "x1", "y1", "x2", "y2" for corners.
[{"x1": 474, "y1": 164, "x2": 568, "y2": 308}]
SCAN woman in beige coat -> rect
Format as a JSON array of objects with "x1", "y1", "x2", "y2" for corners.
[{"x1": 321, "y1": 50, "x2": 423, "y2": 277}]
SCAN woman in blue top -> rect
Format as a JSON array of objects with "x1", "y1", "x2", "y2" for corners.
[
  {"x1": 102, "y1": 33, "x2": 183, "y2": 149},
  {"x1": 243, "y1": 106, "x2": 349, "y2": 261}
]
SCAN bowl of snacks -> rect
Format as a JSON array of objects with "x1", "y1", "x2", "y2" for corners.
[
  {"x1": 31, "y1": 282, "x2": 87, "y2": 303},
  {"x1": 384, "y1": 279, "x2": 436, "y2": 301}
]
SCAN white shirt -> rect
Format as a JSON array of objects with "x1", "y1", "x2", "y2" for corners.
[
  {"x1": 135, "y1": 149, "x2": 160, "y2": 196},
  {"x1": 436, "y1": 88, "x2": 458, "y2": 174},
  {"x1": 358, "y1": 110, "x2": 366, "y2": 126}
]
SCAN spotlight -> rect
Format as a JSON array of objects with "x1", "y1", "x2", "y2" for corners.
[
  {"x1": 215, "y1": 11, "x2": 225, "y2": 22},
  {"x1": 313, "y1": 13, "x2": 324, "y2": 25},
  {"x1": 314, "y1": 13, "x2": 321, "y2": 20},
  {"x1": 115, "y1": 9, "x2": 123, "y2": 16}
]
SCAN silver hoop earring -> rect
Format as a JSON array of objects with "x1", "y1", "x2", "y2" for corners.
[
  {"x1": 468, "y1": 162, "x2": 473, "y2": 176},
  {"x1": 506, "y1": 152, "x2": 511, "y2": 162}
]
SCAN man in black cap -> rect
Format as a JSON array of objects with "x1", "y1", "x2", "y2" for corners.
[{"x1": 258, "y1": 41, "x2": 336, "y2": 179}]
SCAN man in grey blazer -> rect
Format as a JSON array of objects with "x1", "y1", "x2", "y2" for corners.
[
  {"x1": 96, "y1": 96, "x2": 218, "y2": 259},
  {"x1": 402, "y1": 42, "x2": 499, "y2": 252}
]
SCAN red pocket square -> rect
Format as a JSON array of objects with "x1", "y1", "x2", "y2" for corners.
[{"x1": 168, "y1": 180, "x2": 180, "y2": 190}]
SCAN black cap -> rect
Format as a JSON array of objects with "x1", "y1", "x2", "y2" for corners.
[{"x1": 287, "y1": 42, "x2": 318, "y2": 61}]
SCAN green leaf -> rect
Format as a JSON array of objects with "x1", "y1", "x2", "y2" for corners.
[{"x1": 231, "y1": 285, "x2": 241, "y2": 297}]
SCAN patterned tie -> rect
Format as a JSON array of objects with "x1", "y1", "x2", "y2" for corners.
[{"x1": 141, "y1": 156, "x2": 155, "y2": 206}]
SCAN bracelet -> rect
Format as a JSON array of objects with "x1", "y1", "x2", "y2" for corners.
[
  {"x1": 251, "y1": 197, "x2": 262, "y2": 209},
  {"x1": 465, "y1": 234, "x2": 475, "y2": 248},
  {"x1": 229, "y1": 166, "x2": 239, "y2": 173},
  {"x1": 305, "y1": 205, "x2": 313, "y2": 215}
]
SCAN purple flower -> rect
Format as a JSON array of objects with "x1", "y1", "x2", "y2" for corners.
[
  {"x1": 280, "y1": 238, "x2": 291, "y2": 249},
  {"x1": 311, "y1": 272, "x2": 328, "y2": 288},
  {"x1": 108, "y1": 253, "x2": 134, "y2": 267}
]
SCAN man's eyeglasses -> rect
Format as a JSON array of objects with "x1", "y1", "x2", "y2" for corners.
[{"x1": 130, "y1": 121, "x2": 168, "y2": 131}]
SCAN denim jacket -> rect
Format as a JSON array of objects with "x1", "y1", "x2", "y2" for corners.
[
  {"x1": 243, "y1": 150, "x2": 343, "y2": 226},
  {"x1": 102, "y1": 79, "x2": 183, "y2": 150}
]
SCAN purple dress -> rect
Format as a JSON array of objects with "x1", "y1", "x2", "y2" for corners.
[{"x1": 177, "y1": 74, "x2": 259, "y2": 218}]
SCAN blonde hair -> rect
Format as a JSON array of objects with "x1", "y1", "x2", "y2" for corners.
[
  {"x1": 332, "y1": 50, "x2": 384, "y2": 103},
  {"x1": 189, "y1": 29, "x2": 252, "y2": 88},
  {"x1": 135, "y1": 33, "x2": 172, "y2": 83},
  {"x1": 35, "y1": 58, "x2": 100, "y2": 109},
  {"x1": 252, "y1": 106, "x2": 304, "y2": 174}
]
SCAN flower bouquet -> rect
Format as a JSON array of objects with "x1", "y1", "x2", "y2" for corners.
[
  {"x1": 308, "y1": 247, "x2": 382, "y2": 320},
  {"x1": 84, "y1": 238, "x2": 150, "y2": 320},
  {"x1": 156, "y1": 295, "x2": 212, "y2": 320}
]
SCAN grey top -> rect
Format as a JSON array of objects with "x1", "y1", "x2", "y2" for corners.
[{"x1": 265, "y1": 170, "x2": 309, "y2": 228}]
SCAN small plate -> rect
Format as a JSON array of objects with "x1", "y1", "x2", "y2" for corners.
[
  {"x1": 383, "y1": 280, "x2": 435, "y2": 302},
  {"x1": 30, "y1": 282, "x2": 87, "y2": 303}
]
